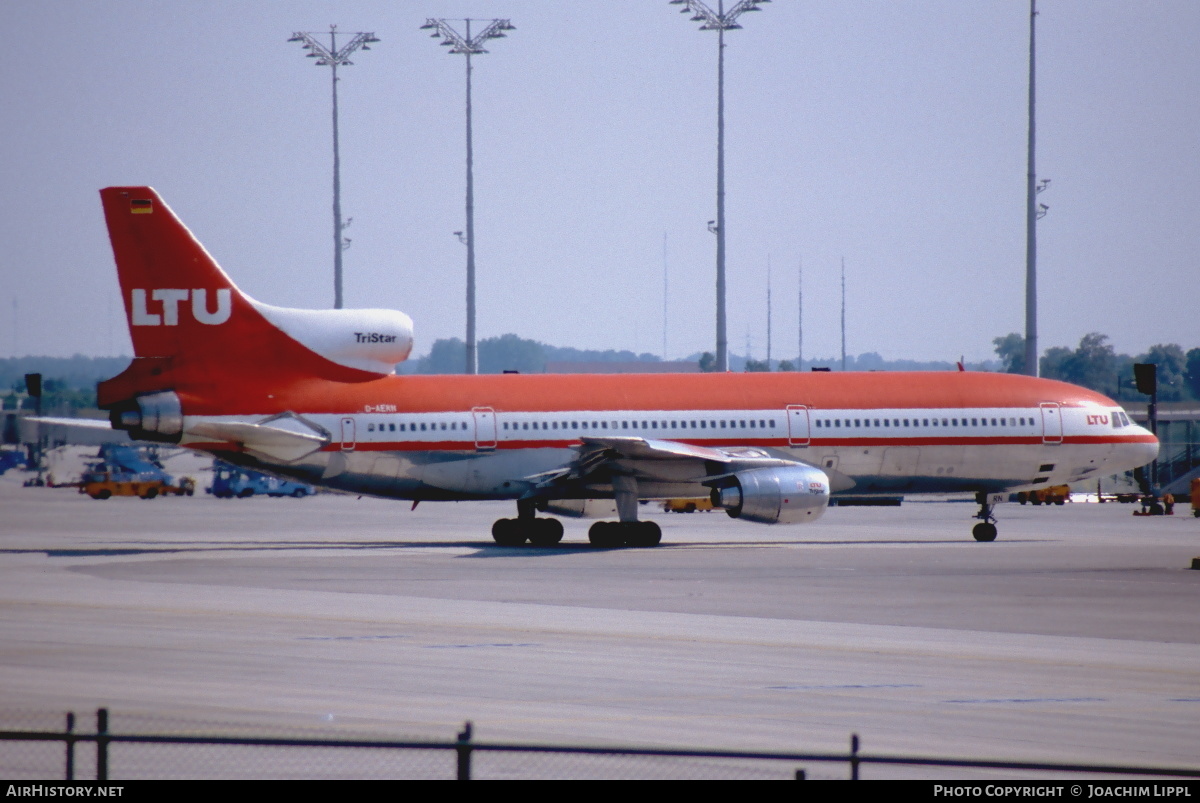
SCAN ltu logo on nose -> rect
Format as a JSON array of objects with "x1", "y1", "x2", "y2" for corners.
[{"x1": 131, "y1": 289, "x2": 232, "y2": 326}]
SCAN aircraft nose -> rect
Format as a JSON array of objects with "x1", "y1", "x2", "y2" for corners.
[{"x1": 1119, "y1": 431, "x2": 1160, "y2": 473}]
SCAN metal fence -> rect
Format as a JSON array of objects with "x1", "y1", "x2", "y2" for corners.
[{"x1": 3, "y1": 709, "x2": 1199, "y2": 781}]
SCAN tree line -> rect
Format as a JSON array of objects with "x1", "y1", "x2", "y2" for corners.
[{"x1": 993, "y1": 333, "x2": 1200, "y2": 401}]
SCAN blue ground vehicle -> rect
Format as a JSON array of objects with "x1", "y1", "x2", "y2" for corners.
[
  {"x1": 209, "y1": 461, "x2": 313, "y2": 499},
  {"x1": 0, "y1": 450, "x2": 25, "y2": 475}
]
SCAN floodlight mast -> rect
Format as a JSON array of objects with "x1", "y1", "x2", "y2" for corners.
[
  {"x1": 1023, "y1": 0, "x2": 1043, "y2": 377},
  {"x1": 422, "y1": 18, "x2": 515, "y2": 375},
  {"x1": 288, "y1": 25, "x2": 379, "y2": 309},
  {"x1": 671, "y1": 0, "x2": 769, "y2": 372}
]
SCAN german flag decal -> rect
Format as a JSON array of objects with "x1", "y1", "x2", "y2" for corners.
[{"x1": 130, "y1": 199, "x2": 153, "y2": 214}]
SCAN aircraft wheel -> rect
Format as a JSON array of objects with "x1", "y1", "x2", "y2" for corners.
[
  {"x1": 527, "y1": 518, "x2": 564, "y2": 547},
  {"x1": 491, "y1": 518, "x2": 527, "y2": 546},
  {"x1": 972, "y1": 522, "x2": 998, "y2": 542},
  {"x1": 627, "y1": 521, "x2": 662, "y2": 548},
  {"x1": 141, "y1": 487, "x2": 158, "y2": 500},
  {"x1": 588, "y1": 521, "x2": 625, "y2": 548}
]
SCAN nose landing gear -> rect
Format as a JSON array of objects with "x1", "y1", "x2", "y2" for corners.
[{"x1": 972, "y1": 491, "x2": 998, "y2": 542}]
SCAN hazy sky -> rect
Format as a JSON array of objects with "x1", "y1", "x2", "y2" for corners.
[{"x1": 2, "y1": 1, "x2": 1197, "y2": 364}]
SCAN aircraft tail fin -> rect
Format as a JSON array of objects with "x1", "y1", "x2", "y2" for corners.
[{"x1": 97, "y1": 187, "x2": 413, "y2": 424}]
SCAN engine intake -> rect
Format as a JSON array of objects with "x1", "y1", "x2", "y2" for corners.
[{"x1": 714, "y1": 465, "x2": 830, "y2": 524}]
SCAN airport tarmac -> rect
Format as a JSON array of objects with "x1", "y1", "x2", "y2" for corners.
[{"x1": 1, "y1": 478, "x2": 1198, "y2": 779}]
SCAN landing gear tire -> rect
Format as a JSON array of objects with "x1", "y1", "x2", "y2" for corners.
[
  {"x1": 972, "y1": 522, "x2": 998, "y2": 542},
  {"x1": 491, "y1": 518, "x2": 527, "y2": 546},
  {"x1": 528, "y1": 518, "x2": 564, "y2": 547},
  {"x1": 588, "y1": 521, "x2": 661, "y2": 548},
  {"x1": 626, "y1": 521, "x2": 662, "y2": 547},
  {"x1": 588, "y1": 521, "x2": 627, "y2": 548}
]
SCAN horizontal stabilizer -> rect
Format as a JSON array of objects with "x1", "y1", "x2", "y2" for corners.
[
  {"x1": 27, "y1": 417, "x2": 114, "y2": 431},
  {"x1": 187, "y1": 419, "x2": 328, "y2": 463}
]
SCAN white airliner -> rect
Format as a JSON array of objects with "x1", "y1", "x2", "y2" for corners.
[{"x1": 91, "y1": 187, "x2": 1158, "y2": 546}]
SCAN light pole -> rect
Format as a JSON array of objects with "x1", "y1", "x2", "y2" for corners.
[
  {"x1": 288, "y1": 25, "x2": 378, "y2": 309},
  {"x1": 671, "y1": 0, "x2": 769, "y2": 372},
  {"x1": 1022, "y1": 1, "x2": 1049, "y2": 377},
  {"x1": 422, "y1": 18, "x2": 515, "y2": 375}
]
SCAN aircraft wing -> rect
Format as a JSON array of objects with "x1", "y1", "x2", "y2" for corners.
[{"x1": 529, "y1": 435, "x2": 855, "y2": 492}]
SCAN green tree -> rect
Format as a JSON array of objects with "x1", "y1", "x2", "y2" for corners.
[
  {"x1": 417, "y1": 338, "x2": 466, "y2": 374},
  {"x1": 698, "y1": 352, "x2": 716, "y2": 373},
  {"x1": 777, "y1": 360, "x2": 795, "y2": 372},
  {"x1": 1067, "y1": 332, "x2": 1118, "y2": 391},
  {"x1": 1186, "y1": 348, "x2": 1200, "y2": 400},
  {"x1": 479, "y1": 334, "x2": 546, "y2": 374},
  {"x1": 744, "y1": 359, "x2": 769, "y2": 372},
  {"x1": 992, "y1": 333, "x2": 1026, "y2": 374},
  {"x1": 1039, "y1": 346, "x2": 1072, "y2": 382}
]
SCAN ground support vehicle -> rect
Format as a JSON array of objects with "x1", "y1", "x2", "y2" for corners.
[{"x1": 209, "y1": 461, "x2": 313, "y2": 499}]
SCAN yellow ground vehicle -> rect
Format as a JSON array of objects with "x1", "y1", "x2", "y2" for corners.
[
  {"x1": 662, "y1": 497, "x2": 714, "y2": 513},
  {"x1": 80, "y1": 469, "x2": 194, "y2": 500},
  {"x1": 1016, "y1": 485, "x2": 1070, "y2": 505}
]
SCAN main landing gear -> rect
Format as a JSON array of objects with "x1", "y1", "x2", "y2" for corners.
[
  {"x1": 588, "y1": 520, "x2": 662, "y2": 548},
  {"x1": 587, "y1": 475, "x2": 662, "y2": 548},
  {"x1": 972, "y1": 491, "x2": 998, "y2": 542},
  {"x1": 491, "y1": 499, "x2": 564, "y2": 546}
]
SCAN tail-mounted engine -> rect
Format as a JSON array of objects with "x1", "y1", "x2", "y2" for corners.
[
  {"x1": 712, "y1": 465, "x2": 831, "y2": 524},
  {"x1": 110, "y1": 390, "x2": 183, "y2": 444}
]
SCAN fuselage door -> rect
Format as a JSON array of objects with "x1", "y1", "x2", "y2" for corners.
[
  {"x1": 339, "y1": 417, "x2": 356, "y2": 452},
  {"x1": 472, "y1": 407, "x2": 497, "y2": 451},
  {"x1": 1040, "y1": 402, "x2": 1063, "y2": 444},
  {"x1": 786, "y1": 405, "x2": 811, "y2": 446}
]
